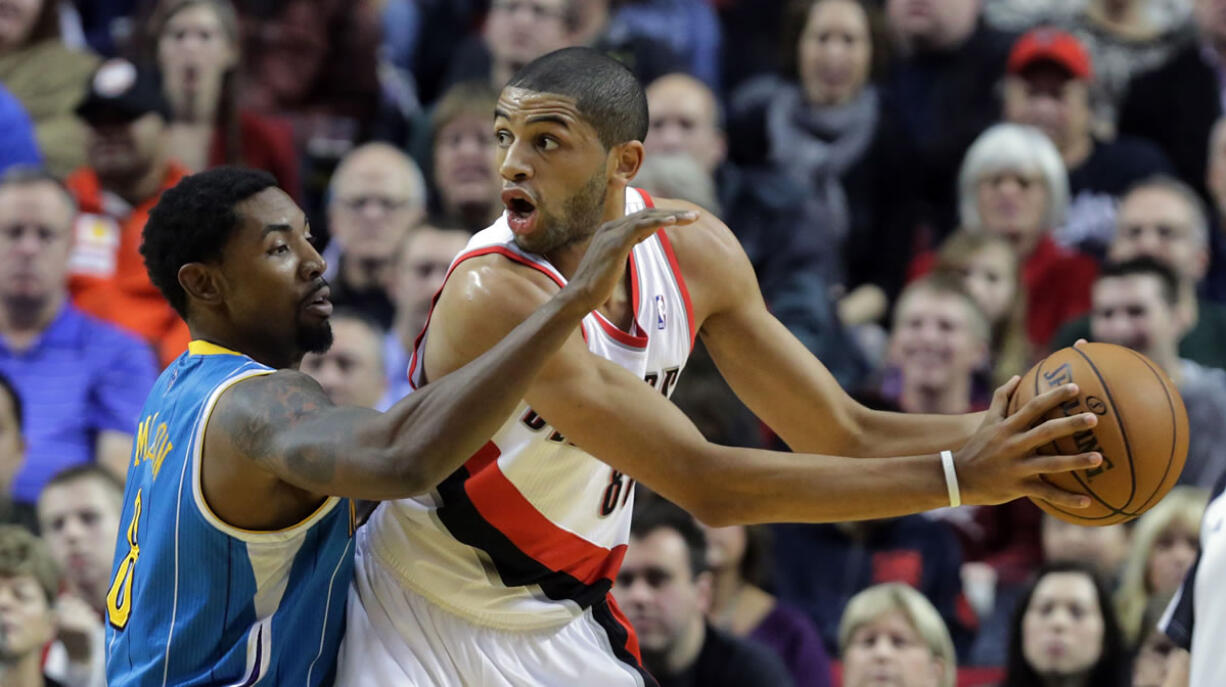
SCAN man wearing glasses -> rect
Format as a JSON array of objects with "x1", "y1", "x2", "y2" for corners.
[{"x1": 325, "y1": 142, "x2": 428, "y2": 329}]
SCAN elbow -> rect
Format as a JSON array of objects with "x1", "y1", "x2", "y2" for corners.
[{"x1": 375, "y1": 445, "x2": 434, "y2": 498}]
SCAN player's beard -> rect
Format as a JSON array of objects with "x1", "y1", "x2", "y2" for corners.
[
  {"x1": 294, "y1": 316, "x2": 333, "y2": 355},
  {"x1": 512, "y1": 169, "x2": 607, "y2": 256}
]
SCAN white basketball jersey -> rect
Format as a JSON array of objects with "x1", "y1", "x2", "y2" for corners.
[{"x1": 362, "y1": 188, "x2": 695, "y2": 630}]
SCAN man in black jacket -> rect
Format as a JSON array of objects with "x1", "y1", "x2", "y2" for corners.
[{"x1": 1118, "y1": 0, "x2": 1226, "y2": 201}]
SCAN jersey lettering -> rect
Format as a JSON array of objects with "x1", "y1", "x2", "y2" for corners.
[{"x1": 599, "y1": 470, "x2": 636, "y2": 517}]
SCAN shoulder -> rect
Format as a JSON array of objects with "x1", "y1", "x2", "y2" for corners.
[
  {"x1": 208, "y1": 369, "x2": 330, "y2": 445},
  {"x1": 439, "y1": 252, "x2": 562, "y2": 317},
  {"x1": 654, "y1": 197, "x2": 747, "y2": 271}
]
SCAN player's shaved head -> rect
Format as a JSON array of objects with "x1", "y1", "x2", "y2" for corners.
[{"x1": 505, "y1": 47, "x2": 648, "y2": 148}]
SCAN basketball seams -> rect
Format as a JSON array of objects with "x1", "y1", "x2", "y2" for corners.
[
  {"x1": 1069, "y1": 347, "x2": 1139, "y2": 512},
  {"x1": 1122, "y1": 349, "x2": 1184, "y2": 515},
  {"x1": 1032, "y1": 350, "x2": 1135, "y2": 524}
]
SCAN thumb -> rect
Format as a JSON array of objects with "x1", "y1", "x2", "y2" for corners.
[{"x1": 989, "y1": 375, "x2": 1021, "y2": 420}]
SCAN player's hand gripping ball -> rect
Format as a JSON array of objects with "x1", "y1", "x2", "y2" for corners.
[{"x1": 1007, "y1": 343, "x2": 1189, "y2": 526}]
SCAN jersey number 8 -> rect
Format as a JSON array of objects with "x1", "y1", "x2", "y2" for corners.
[{"x1": 106, "y1": 489, "x2": 142, "y2": 629}]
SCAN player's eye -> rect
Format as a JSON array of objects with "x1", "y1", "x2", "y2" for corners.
[
  {"x1": 496, "y1": 131, "x2": 512, "y2": 147},
  {"x1": 538, "y1": 136, "x2": 559, "y2": 152}
]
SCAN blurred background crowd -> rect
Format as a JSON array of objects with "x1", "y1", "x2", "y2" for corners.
[{"x1": 0, "y1": 0, "x2": 1222, "y2": 685}]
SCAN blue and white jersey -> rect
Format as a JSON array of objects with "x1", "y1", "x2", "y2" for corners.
[
  {"x1": 1161, "y1": 470, "x2": 1226, "y2": 686},
  {"x1": 105, "y1": 340, "x2": 355, "y2": 686}
]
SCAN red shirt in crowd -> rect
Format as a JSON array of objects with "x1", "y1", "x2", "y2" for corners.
[
  {"x1": 66, "y1": 162, "x2": 191, "y2": 368},
  {"x1": 208, "y1": 111, "x2": 301, "y2": 201},
  {"x1": 910, "y1": 234, "x2": 1098, "y2": 349}
]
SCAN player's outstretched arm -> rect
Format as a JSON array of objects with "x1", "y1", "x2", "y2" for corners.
[
  {"x1": 424, "y1": 247, "x2": 1104, "y2": 527},
  {"x1": 207, "y1": 209, "x2": 698, "y2": 505},
  {"x1": 661, "y1": 200, "x2": 986, "y2": 458}
]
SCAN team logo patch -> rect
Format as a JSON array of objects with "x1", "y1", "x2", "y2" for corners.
[{"x1": 655, "y1": 295, "x2": 667, "y2": 330}]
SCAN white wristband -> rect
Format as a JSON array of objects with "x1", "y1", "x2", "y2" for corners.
[{"x1": 941, "y1": 450, "x2": 961, "y2": 508}]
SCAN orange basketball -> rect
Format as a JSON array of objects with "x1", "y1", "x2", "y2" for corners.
[{"x1": 1006, "y1": 343, "x2": 1189, "y2": 526}]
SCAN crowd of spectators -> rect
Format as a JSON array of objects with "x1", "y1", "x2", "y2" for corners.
[{"x1": 0, "y1": 0, "x2": 1223, "y2": 685}]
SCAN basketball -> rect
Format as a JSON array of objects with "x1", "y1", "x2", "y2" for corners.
[{"x1": 1007, "y1": 343, "x2": 1189, "y2": 526}]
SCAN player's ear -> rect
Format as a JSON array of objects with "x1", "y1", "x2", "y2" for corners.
[
  {"x1": 178, "y1": 262, "x2": 224, "y2": 307},
  {"x1": 609, "y1": 140, "x2": 645, "y2": 185}
]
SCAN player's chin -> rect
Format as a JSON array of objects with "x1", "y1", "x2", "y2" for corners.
[{"x1": 297, "y1": 321, "x2": 334, "y2": 355}]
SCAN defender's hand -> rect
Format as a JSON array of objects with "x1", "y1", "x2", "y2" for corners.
[
  {"x1": 562, "y1": 208, "x2": 699, "y2": 311},
  {"x1": 955, "y1": 376, "x2": 1103, "y2": 508}
]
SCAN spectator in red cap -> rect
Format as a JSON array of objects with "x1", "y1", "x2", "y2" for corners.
[{"x1": 1003, "y1": 27, "x2": 1173, "y2": 256}]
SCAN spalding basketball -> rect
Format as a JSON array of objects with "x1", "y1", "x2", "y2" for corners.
[{"x1": 1007, "y1": 343, "x2": 1189, "y2": 526}]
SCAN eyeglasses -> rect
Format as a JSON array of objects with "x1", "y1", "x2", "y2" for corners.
[{"x1": 337, "y1": 195, "x2": 412, "y2": 213}]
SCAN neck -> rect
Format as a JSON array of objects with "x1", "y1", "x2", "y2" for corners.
[
  {"x1": 1180, "y1": 282, "x2": 1199, "y2": 328},
  {"x1": 899, "y1": 381, "x2": 970, "y2": 415},
  {"x1": 1153, "y1": 346, "x2": 1182, "y2": 383},
  {"x1": 708, "y1": 567, "x2": 744, "y2": 630},
  {"x1": 191, "y1": 324, "x2": 300, "y2": 370},
  {"x1": 101, "y1": 162, "x2": 166, "y2": 206},
  {"x1": 1041, "y1": 673, "x2": 1089, "y2": 687},
  {"x1": 0, "y1": 292, "x2": 64, "y2": 349},
  {"x1": 0, "y1": 654, "x2": 47, "y2": 687},
  {"x1": 1061, "y1": 133, "x2": 1093, "y2": 169},
  {"x1": 644, "y1": 617, "x2": 707, "y2": 677},
  {"x1": 75, "y1": 580, "x2": 107, "y2": 615}
]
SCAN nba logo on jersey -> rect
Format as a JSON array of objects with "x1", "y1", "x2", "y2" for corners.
[{"x1": 655, "y1": 294, "x2": 667, "y2": 330}]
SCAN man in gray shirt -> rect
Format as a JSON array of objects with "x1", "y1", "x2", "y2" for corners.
[{"x1": 1089, "y1": 256, "x2": 1226, "y2": 487}]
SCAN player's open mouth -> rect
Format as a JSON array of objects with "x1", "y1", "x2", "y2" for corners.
[
  {"x1": 502, "y1": 189, "x2": 538, "y2": 235},
  {"x1": 304, "y1": 286, "x2": 333, "y2": 318}
]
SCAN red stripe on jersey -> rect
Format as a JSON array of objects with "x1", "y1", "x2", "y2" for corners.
[
  {"x1": 407, "y1": 245, "x2": 568, "y2": 390},
  {"x1": 605, "y1": 593, "x2": 643, "y2": 662},
  {"x1": 656, "y1": 229, "x2": 697, "y2": 347},
  {"x1": 591, "y1": 247, "x2": 647, "y2": 348},
  {"x1": 637, "y1": 188, "x2": 655, "y2": 208},
  {"x1": 462, "y1": 442, "x2": 628, "y2": 586}
]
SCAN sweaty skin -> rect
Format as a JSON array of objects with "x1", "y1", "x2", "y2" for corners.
[{"x1": 419, "y1": 88, "x2": 1101, "y2": 527}]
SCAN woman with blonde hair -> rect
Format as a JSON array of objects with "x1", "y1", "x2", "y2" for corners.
[
  {"x1": 1114, "y1": 486, "x2": 1209, "y2": 647},
  {"x1": 838, "y1": 583, "x2": 956, "y2": 687},
  {"x1": 935, "y1": 231, "x2": 1030, "y2": 387}
]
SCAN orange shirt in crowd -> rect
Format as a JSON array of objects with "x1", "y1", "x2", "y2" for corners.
[{"x1": 65, "y1": 163, "x2": 190, "y2": 368}]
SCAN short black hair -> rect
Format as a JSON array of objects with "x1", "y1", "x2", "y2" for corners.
[
  {"x1": 505, "y1": 47, "x2": 648, "y2": 148},
  {"x1": 0, "y1": 371, "x2": 22, "y2": 434},
  {"x1": 630, "y1": 498, "x2": 708, "y2": 579},
  {"x1": 43, "y1": 464, "x2": 124, "y2": 500},
  {"x1": 142, "y1": 167, "x2": 279, "y2": 318},
  {"x1": 1004, "y1": 561, "x2": 1129, "y2": 687},
  {"x1": 1098, "y1": 256, "x2": 1180, "y2": 307}
]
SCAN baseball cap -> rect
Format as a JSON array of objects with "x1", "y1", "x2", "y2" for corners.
[
  {"x1": 75, "y1": 58, "x2": 171, "y2": 124},
  {"x1": 1007, "y1": 28, "x2": 1092, "y2": 81}
]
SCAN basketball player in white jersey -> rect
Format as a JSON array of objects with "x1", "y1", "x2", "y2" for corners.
[{"x1": 336, "y1": 48, "x2": 1104, "y2": 686}]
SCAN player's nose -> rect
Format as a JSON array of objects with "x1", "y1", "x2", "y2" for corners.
[{"x1": 499, "y1": 140, "x2": 532, "y2": 181}]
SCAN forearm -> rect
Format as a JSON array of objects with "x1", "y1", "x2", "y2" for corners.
[
  {"x1": 682, "y1": 445, "x2": 951, "y2": 526},
  {"x1": 379, "y1": 293, "x2": 588, "y2": 491},
  {"x1": 846, "y1": 407, "x2": 984, "y2": 458}
]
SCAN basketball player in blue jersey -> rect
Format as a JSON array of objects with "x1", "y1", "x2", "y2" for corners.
[
  {"x1": 103, "y1": 166, "x2": 697, "y2": 686},
  {"x1": 337, "y1": 48, "x2": 1108, "y2": 686}
]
